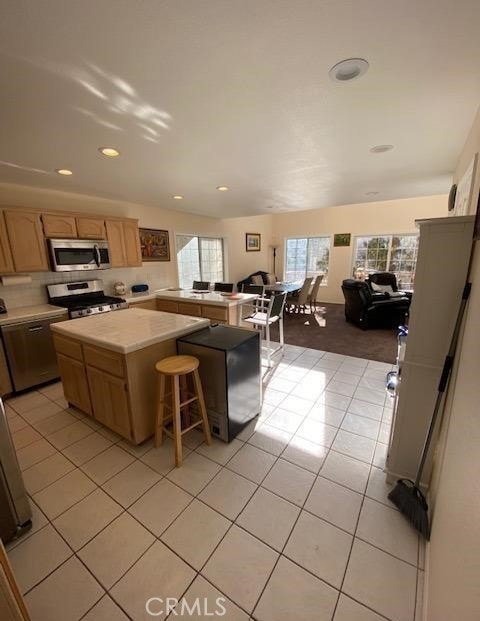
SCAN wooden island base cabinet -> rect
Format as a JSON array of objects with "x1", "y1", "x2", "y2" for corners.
[{"x1": 53, "y1": 333, "x2": 178, "y2": 444}]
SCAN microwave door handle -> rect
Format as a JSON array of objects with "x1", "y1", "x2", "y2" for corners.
[{"x1": 94, "y1": 244, "x2": 101, "y2": 267}]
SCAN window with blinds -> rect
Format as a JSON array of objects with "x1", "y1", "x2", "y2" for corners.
[{"x1": 284, "y1": 237, "x2": 330, "y2": 283}]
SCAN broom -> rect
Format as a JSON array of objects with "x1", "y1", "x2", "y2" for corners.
[{"x1": 388, "y1": 282, "x2": 472, "y2": 539}]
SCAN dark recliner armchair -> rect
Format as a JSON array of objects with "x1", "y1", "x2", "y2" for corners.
[
  {"x1": 341, "y1": 279, "x2": 410, "y2": 330},
  {"x1": 367, "y1": 271, "x2": 399, "y2": 292}
]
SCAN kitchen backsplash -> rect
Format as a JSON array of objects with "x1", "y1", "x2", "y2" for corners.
[{"x1": 0, "y1": 265, "x2": 172, "y2": 310}]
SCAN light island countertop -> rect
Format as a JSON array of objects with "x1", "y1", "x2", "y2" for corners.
[
  {"x1": 155, "y1": 290, "x2": 257, "y2": 307},
  {"x1": 0, "y1": 304, "x2": 68, "y2": 327},
  {"x1": 50, "y1": 308, "x2": 210, "y2": 353}
]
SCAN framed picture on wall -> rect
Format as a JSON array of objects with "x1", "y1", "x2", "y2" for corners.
[
  {"x1": 246, "y1": 233, "x2": 261, "y2": 252},
  {"x1": 139, "y1": 228, "x2": 170, "y2": 261},
  {"x1": 333, "y1": 233, "x2": 351, "y2": 247}
]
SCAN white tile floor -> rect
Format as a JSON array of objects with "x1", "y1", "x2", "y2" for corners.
[{"x1": 5, "y1": 344, "x2": 424, "y2": 621}]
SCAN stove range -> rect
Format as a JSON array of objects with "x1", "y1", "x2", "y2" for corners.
[{"x1": 47, "y1": 279, "x2": 128, "y2": 319}]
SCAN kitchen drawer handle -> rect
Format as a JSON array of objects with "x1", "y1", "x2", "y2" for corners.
[{"x1": 28, "y1": 326, "x2": 44, "y2": 332}]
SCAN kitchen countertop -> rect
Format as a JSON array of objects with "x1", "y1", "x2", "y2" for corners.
[
  {"x1": 0, "y1": 304, "x2": 68, "y2": 327},
  {"x1": 123, "y1": 289, "x2": 168, "y2": 304},
  {"x1": 155, "y1": 290, "x2": 258, "y2": 306},
  {"x1": 50, "y1": 308, "x2": 210, "y2": 353}
]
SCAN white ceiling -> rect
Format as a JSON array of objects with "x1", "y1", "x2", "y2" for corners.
[{"x1": 1, "y1": 0, "x2": 479, "y2": 217}]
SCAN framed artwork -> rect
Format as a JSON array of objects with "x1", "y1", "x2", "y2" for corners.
[
  {"x1": 333, "y1": 233, "x2": 351, "y2": 247},
  {"x1": 246, "y1": 233, "x2": 261, "y2": 252},
  {"x1": 139, "y1": 228, "x2": 170, "y2": 261}
]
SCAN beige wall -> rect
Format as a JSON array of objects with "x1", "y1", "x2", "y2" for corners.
[
  {"x1": 221, "y1": 214, "x2": 273, "y2": 285},
  {"x1": 424, "y1": 107, "x2": 480, "y2": 621},
  {"x1": 272, "y1": 195, "x2": 446, "y2": 303}
]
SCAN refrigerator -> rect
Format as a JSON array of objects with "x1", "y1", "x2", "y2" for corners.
[
  {"x1": 177, "y1": 325, "x2": 261, "y2": 442},
  {"x1": 0, "y1": 398, "x2": 32, "y2": 543}
]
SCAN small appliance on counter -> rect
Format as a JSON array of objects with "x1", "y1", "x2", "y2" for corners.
[
  {"x1": 177, "y1": 325, "x2": 261, "y2": 442},
  {"x1": 131, "y1": 284, "x2": 149, "y2": 294},
  {"x1": 47, "y1": 279, "x2": 128, "y2": 319},
  {"x1": 0, "y1": 397, "x2": 32, "y2": 543}
]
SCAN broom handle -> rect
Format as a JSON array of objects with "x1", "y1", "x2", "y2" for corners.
[{"x1": 414, "y1": 282, "x2": 472, "y2": 487}]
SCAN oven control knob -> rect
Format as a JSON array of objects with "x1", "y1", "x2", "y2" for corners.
[
  {"x1": 86, "y1": 309, "x2": 92, "y2": 314},
  {"x1": 98, "y1": 306, "x2": 103, "y2": 311}
]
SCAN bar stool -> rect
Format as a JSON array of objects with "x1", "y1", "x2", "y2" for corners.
[{"x1": 154, "y1": 355, "x2": 211, "y2": 467}]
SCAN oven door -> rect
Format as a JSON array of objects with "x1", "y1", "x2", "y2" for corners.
[{"x1": 48, "y1": 239, "x2": 111, "y2": 272}]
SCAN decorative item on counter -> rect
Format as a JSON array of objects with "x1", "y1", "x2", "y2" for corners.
[
  {"x1": 113, "y1": 282, "x2": 127, "y2": 296},
  {"x1": 131, "y1": 284, "x2": 149, "y2": 294},
  {"x1": 139, "y1": 228, "x2": 170, "y2": 261},
  {"x1": 0, "y1": 275, "x2": 33, "y2": 286}
]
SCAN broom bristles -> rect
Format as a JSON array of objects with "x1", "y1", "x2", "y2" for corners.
[{"x1": 388, "y1": 479, "x2": 430, "y2": 540}]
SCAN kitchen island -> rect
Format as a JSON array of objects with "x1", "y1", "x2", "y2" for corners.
[{"x1": 51, "y1": 308, "x2": 210, "y2": 444}]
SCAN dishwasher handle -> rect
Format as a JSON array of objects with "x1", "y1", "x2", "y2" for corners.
[{"x1": 28, "y1": 326, "x2": 44, "y2": 332}]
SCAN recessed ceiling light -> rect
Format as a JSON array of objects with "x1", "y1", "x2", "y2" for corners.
[
  {"x1": 55, "y1": 168, "x2": 73, "y2": 176},
  {"x1": 216, "y1": 186, "x2": 229, "y2": 192},
  {"x1": 370, "y1": 144, "x2": 394, "y2": 153},
  {"x1": 329, "y1": 58, "x2": 369, "y2": 82},
  {"x1": 172, "y1": 195, "x2": 184, "y2": 200},
  {"x1": 99, "y1": 147, "x2": 120, "y2": 157}
]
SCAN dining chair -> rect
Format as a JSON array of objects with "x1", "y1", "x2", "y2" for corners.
[
  {"x1": 308, "y1": 274, "x2": 324, "y2": 312},
  {"x1": 243, "y1": 292, "x2": 287, "y2": 368},
  {"x1": 286, "y1": 277, "x2": 313, "y2": 313},
  {"x1": 192, "y1": 280, "x2": 210, "y2": 291},
  {"x1": 241, "y1": 283, "x2": 268, "y2": 312},
  {"x1": 214, "y1": 282, "x2": 234, "y2": 293}
]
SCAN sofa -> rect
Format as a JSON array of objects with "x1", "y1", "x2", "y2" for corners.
[
  {"x1": 237, "y1": 271, "x2": 276, "y2": 290},
  {"x1": 341, "y1": 279, "x2": 410, "y2": 330}
]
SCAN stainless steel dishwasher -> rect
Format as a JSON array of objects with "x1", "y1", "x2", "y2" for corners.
[{"x1": 1, "y1": 316, "x2": 65, "y2": 392}]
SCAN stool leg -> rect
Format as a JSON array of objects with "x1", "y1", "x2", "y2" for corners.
[
  {"x1": 155, "y1": 373, "x2": 166, "y2": 448},
  {"x1": 180, "y1": 374, "x2": 191, "y2": 427},
  {"x1": 172, "y1": 375, "x2": 183, "y2": 467},
  {"x1": 193, "y1": 369, "x2": 212, "y2": 445}
]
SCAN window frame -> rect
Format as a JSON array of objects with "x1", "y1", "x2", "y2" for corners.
[
  {"x1": 283, "y1": 234, "x2": 332, "y2": 284},
  {"x1": 175, "y1": 233, "x2": 227, "y2": 289},
  {"x1": 351, "y1": 233, "x2": 419, "y2": 287}
]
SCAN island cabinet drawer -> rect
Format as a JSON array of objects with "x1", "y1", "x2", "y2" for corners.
[
  {"x1": 178, "y1": 302, "x2": 201, "y2": 317},
  {"x1": 201, "y1": 305, "x2": 228, "y2": 322},
  {"x1": 83, "y1": 345, "x2": 125, "y2": 378},
  {"x1": 53, "y1": 335, "x2": 83, "y2": 361},
  {"x1": 156, "y1": 300, "x2": 179, "y2": 313}
]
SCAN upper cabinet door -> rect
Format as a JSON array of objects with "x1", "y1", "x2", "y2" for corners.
[
  {"x1": 123, "y1": 221, "x2": 142, "y2": 267},
  {"x1": 105, "y1": 220, "x2": 126, "y2": 267},
  {"x1": 0, "y1": 213, "x2": 14, "y2": 274},
  {"x1": 4, "y1": 210, "x2": 49, "y2": 272},
  {"x1": 42, "y1": 213, "x2": 77, "y2": 238},
  {"x1": 76, "y1": 217, "x2": 106, "y2": 239}
]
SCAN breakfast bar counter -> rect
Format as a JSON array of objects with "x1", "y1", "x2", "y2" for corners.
[
  {"x1": 51, "y1": 308, "x2": 210, "y2": 444},
  {"x1": 155, "y1": 290, "x2": 258, "y2": 325}
]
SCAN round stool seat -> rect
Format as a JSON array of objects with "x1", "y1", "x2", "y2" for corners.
[{"x1": 155, "y1": 355, "x2": 199, "y2": 376}]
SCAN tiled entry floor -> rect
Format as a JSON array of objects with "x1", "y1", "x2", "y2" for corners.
[{"x1": 6, "y1": 345, "x2": 424, "y2": 621}]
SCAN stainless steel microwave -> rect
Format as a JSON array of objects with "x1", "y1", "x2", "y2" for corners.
[{"x1": 48, "y1": 239, "x2": 111, "y2": 272}]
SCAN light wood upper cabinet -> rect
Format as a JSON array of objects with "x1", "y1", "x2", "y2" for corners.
[
  {"x1": 76, "y1": 217, "x2": 106, "y2": 239},
  {"x1": 105, "y1": 219, "x2": 142, "y2": 267},
  {"x1": 123, "y1": 220, "x2": 142, "y2": 266},
  {"x1": 4, "y1": 210, "x2": 49, "y2": 272},
  {"x1": 0, "y1": 214, "x2": 14, "y2": 274},
  {"x1": 42, "y1": 214, "x2": 77, "y2": 238},
  {"x1": 105, "y1": 220, "x2": 126, "y2": 267}
]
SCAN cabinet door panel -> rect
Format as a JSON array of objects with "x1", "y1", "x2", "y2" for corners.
[
  {"x1": 123, "y1": 221, "x2": 142, "y2": 266},
  {"x1": 57, "y1": 353, "x2": 92, "y2": 414},
  {"x1": 105, "y1": 220, "x2": 126, "y2": 267},
  {"x1": 128, "y1": 299, "x2": 157, "y2": 311},
  {"x1": 87, "y1": 366, "x2": 132, "y2": 439},
  {"x1": 76, "y1": 217, "x2": 106, "y2": 239},
  {"x1": 42, "y1": 214, "x2": 77, "y2": 238},
  {"x1": 0, "y1": 214, "x2": 14, "y2": 274},
  {"x1": 156, "y1": 300, "x2": 179, "y2": 313},
  {"x1": 4, "y1": 211, "x2": 49, "y2": 272}
]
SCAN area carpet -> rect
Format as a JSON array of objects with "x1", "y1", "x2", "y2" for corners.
[{"x1": 269, "y1": 303, "x2": 398, "y2": 364}]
